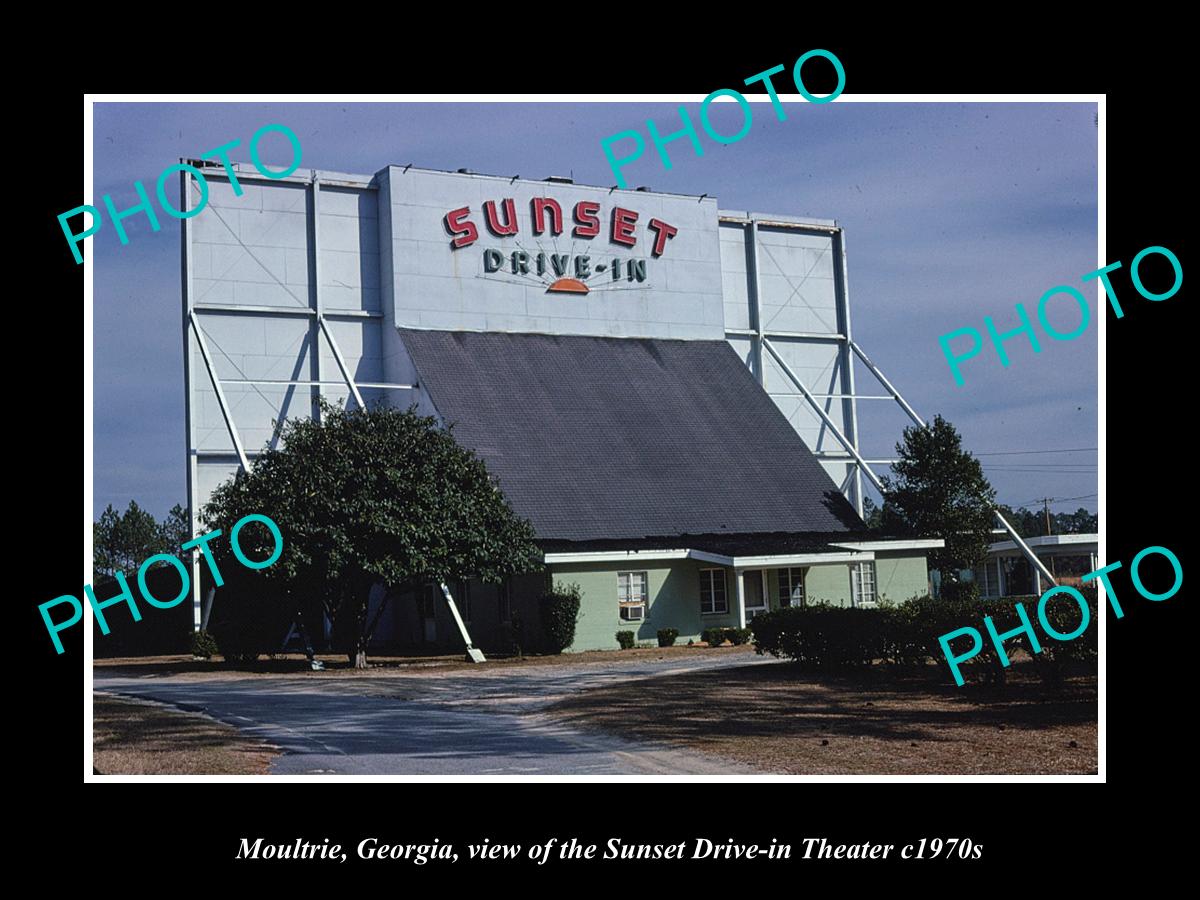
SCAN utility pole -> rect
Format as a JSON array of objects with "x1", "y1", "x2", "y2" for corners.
[{"x1": 1040, "y1": 497, "x2": 1057, "y2": 580}]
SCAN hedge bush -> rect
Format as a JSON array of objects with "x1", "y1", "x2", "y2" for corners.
[
  {"x1": 702, "y1": 627, "x2": 728, "y2": 647},
  {"x1": 750, "y1": 605, "x2": 885, "y2": 668},
  {"x1": 190, "y1": 630, "x2": 219, "y2": 660},
  {"x1": 729, "y1": 627, "x2": 752, "y2": 646},
  {"x1": 657, "y1": 628, "x2": 679, "y2": 647},
  {"x1": 751, "y1": 587, "x2": 1098, "y2": 687},
  {"x1": 615, "y1": 630, "x2": 636, "y2": 649},
  {"x1": 207, "y1": 567, "x2": 294, "y2": 665},
  {"x1": 538, "y1": 583, "x2": 582, "y2": 654}
]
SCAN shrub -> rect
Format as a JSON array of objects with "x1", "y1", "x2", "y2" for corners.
[
  {"x1": 1020, "y1": 584, "x2": 1098, "y2": 687},
  {"x1": 615, "y1": 630, "x2": 636, "y2": 649},
  {"x1": 657, "y1": 628, "x2": 679, "y2": 647},
  {"x1": 538, "y1": 583, "x2": 582, "y2": 654},
  {"x1": 207, "y1": 568, "x2": 291, "y2": 665},
  {"x1": 190, "y1": 630, "x2": 219, "y2": 660},
  {"x1": 751, "y1": 589, "x2": 1098, "y2": 688},
  {"x1": 751, "y1": 604, "x2": 885, "y2": 668},
  {"x1": 702, "y1": 627, "x2": 729, "y2": 647},
  {"x1": 941, "y1": 579, "x2": 981, "y2": 603},
  {"x1": 729, "y1": 627, "x2": 752, "y2": 646}
]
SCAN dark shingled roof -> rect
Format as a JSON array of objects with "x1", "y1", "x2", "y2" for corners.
[{"x1": 399, "y1": 329, "x2": 867, "y2": 543}]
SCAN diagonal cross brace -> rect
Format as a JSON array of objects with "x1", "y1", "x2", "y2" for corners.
[
  {"x1": 765, "y1": 338, "x2": 1057, "y2": 586},
  {"x1": 440, "y1": 582, "x2": 486, "y2": 663}
]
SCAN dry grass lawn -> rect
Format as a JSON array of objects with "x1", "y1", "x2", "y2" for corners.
[
  {"x1": 547, "y1": 661, "x2": 1097, "y2": 775},
  {"x1": 93, "y1": 693, "x2": 278, "y2": 775}
]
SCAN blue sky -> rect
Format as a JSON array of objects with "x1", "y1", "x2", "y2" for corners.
[{"x1": 92, "y1": 100, "x2": 1098, "y2": 521}]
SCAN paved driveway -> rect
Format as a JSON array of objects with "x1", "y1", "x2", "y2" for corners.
[{"x1": 95, "y1": 653, "x2": 780, "y2": 775}]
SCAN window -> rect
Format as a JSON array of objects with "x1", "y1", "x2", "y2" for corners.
[
  {"x1": 777, "y1": 568, "x2": 806, "y2": 608},
  {"x1": 699, "y1": 568, "x2": 728, "y2": 615},
  {"x1": 851, "y1": 562, "x2": 877, "y2": 607},
  {"x1": 618, "y1": 571, "x2": 648, "y2": 621},
  {"x1": 498, "y1": 579, "x2": 512, "y2": 623}
]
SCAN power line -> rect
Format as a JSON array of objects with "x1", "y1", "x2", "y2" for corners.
[
  {"x1": 986, "y1": 467, "x2": 1097, "y2": 473},
  {"x1": 984, "y1": 465, "x2": 1099, "y2": 472},
  {"x1": 1007, "y1": 492, "x2": 1097, "y2": 508},
  {"x1": 973, "y1": 447, "x2": 1097, "y2": 456}
]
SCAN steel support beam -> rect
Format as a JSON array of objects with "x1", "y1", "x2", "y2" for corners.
[
  {"x1": 806, "y1": 394, "x2": 896, "y2": 401},
  {"x1": 221, "y1": 379, "x2": 416, "y2": 389},
  {"x1": 181, "y1": 167, "x2": 202, "y2": 631},
  {"x1": 994, "y1": 508, "x2": 1057, "y2": 585},
  {"x1": 769, "y1": 337, "x2": 1059, "y2": 587},
  {"x1": 762, "y1": 338, "x2": 884, "y2": 494},
  {"x1": 725, "y1": 329, "x2": 847, "y2": 342},
  {"x1": 440, "y1": 582, "x2": 485, "y2": 663},
  {"x1": 189, "y1": 311, "x2": 250, "y2": 471},
  {"x1": 311, "y1": 175, "x2": 324, "y2": 420},
  {"x1": 193, "y1": 303, "x2": 382, "y2": 319},
  {"x1": 834, "y1": 229, "x2": 864, "y2": 516},
  {"x1": 849, "y1": 340, "x2": 926, "y2": 429},
  {"x1": 319, "y1": 317, "x2": 366, "y2": 409},
  {"x1": 748, "y1": 221, "x2": 765, "y2": 385}
]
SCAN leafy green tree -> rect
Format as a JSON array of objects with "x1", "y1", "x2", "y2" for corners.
[
  {"x1": 880, "y1": 415, "x2": 996, "y2": 594},
  {"x1": 200, "y1": 400, "x2": 543, "y2": 668}
]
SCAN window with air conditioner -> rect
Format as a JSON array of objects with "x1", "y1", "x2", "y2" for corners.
[{"x1": 618, "y1": 571, "x2": 648, "y2": 621}]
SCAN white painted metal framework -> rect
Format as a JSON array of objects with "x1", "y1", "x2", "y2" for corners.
[
  {"x1": 179, "y1": 165, "x2": 457, "y2": 640},
  {"x1": 720, "y1": 214, "x2": 1056, "y2": 587}
]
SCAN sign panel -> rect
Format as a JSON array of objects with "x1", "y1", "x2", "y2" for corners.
[{"x1": 379, "y1": 167, "x2": 725, "y2": 340}]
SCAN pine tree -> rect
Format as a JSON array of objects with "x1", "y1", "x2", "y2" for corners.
[{"x1": 880, "y1": 414, "x2": 996, "y2": 586}]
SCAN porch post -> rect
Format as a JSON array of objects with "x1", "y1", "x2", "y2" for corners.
[{"x1": 735, "y1": 568, "x2": 747, "y2": 629}]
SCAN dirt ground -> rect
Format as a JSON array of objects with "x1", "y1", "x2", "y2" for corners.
[
  {"x1": 94, "y1": 644, "x2": 747, "y2": 681},
  {"x1": 93, "y1": 693, "x2": 278, "y2": 775},
  {"x1": 546, "y1": 661, "x2": 1098, "y2": 775}
]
